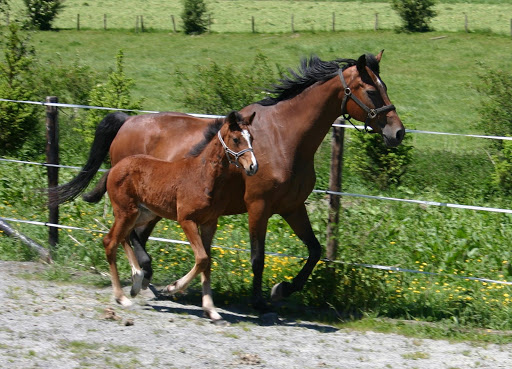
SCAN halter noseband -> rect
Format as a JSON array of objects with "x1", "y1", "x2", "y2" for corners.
[
  {"x1": 338, "y1": 69, "x2": 395, "y2": 132},
  {"x1": 217, "y1": 130, "x2": 254, "y2": 168}
]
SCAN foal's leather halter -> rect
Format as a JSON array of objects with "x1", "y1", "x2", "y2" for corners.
[
  {"x1": 217, "y1": 130, "x2": 254, "y2": 168},
  {"x1": 338, "y1": 68, "x2": 396, "y2": 132}
]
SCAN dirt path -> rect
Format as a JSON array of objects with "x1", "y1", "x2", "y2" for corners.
[{"x1": 1, "y1": 260, "x2": 511, "y2": 368}]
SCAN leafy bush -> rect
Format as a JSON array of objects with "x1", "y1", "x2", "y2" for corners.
[
  {"x1": 477, "y1": 67, "x2": 512, "y2": 192},
  {"x1": 346, "y1": 130, "x2": 414, "y2": 190},
  {"x1": 181, "y1": 0, "x2": 209, "y2": 35},
  {"x1": 0, "y1": 24, "x2": 40, "y2": 156},
  {"x1": 77, "y1": 50, "x2": 143, "y2": 146},
  {"x1": 175, "y1": 53, "x2": 279, "y2": 113},
  {"x1": 23, "y1": 0, "x2": 65, "y2": 30},
  {"x1": 391, "y1": 0, "x2": 438, "y2": 33}
]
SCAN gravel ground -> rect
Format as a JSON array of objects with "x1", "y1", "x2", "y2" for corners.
[{"x1": 1, "y1": 260, "x2": 512, "y2": 369}]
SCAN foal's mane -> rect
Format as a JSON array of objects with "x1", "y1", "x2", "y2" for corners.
[
  {"x1": 257, "y1": 54, "x2": 380, "y2": 106},
  {"x1": 188, "y1": 117, "x2": 225, "y2": 157}
]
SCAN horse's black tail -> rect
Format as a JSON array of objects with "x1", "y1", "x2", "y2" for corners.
[{"x1": 47, "y1": 112, "x2": 129, "y2": 207}]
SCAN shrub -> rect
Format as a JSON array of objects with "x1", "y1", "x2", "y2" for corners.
[
  {"x1": 181, "y1": 0, "x2": 209, "y2": 35},
  {"x1": 77, "y1": 50, "x2": 143, "y2": 146},
  {"x1": 175, "y1": 53, "x2": 279, "y2": 113},
  {"x1": 0, "y1": 24, "x2": 40, "y2": 156},
  {"x1": 477, "y1": 67, "x2": 512, "y2": 192},
  {"x1": 346, "y1": 130, "x2": 414, "y2": 190},
  {"x1": 23, "y1": 0, "x2": 65, "y2": 30},
  {"x1": 391, "y1": 0, "x2": 438, "y2": 33}
]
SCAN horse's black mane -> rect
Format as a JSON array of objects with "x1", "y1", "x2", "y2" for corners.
[
  {"x1": 188, "y1": 111, "x2": 243, "y2": 157},
  {"x1": 257, "y1": 54, "x2": 380, "y2": 106},
  {"x1": 188, "y1": 118, "x2": 225, "y2": 157}
]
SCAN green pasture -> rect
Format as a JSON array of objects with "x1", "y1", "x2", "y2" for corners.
[
  {"x1": 2, "y1": 1, "x2": 512, "y2": 335},
  {"x1": 5, "y1": 0, "x2": 512, "y2": 35}
]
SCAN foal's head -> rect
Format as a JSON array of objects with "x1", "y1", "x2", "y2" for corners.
[{"x1": 219, "y1": 111, "x2": 258, "y2": 176}]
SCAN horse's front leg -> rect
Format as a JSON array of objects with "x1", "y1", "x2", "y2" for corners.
[
  {"x1": 272, "y1": 204, "x2": 322, "y2": 300},
  {"x1": 247, "y1": 200, "x2": 271, "y2": 311},
  {"x1": 165, "y1": 220, "x2": 209, "y2": 295},
  {"x1": 198, "y1": 220, "x2": 222, "y2": 321}
]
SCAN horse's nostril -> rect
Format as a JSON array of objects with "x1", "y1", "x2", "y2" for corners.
[{"x1": 396, "y1": 127, "x2": 405, "y2": 142}]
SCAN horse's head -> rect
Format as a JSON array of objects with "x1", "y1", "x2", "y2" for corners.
[
  {"x1": 340, "y1": 50, "x2": 405, "y2": 147},
  {"x1": 219, "y1": 111, "x2": 258, "y2": 176}
]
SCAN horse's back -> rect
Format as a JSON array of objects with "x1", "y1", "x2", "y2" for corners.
[{"x1": 109, "y1": 112, "x2": 212, "y2": 165}]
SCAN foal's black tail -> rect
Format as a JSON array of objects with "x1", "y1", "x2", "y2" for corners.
[{"x1": 47, "y1": 112, "x2": 129, "y2": 207}]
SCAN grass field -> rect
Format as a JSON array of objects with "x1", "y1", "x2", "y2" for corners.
[
  {"x1": 5, "y1": 0, "x2": 512, "y2": 35},
  {"x1": 29, "y1": 29, "x2": 512, "y2": 151}
]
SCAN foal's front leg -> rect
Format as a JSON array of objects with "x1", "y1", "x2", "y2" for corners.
[
  {"x1": 165, "y1": 220, "x2": 209, "y2": 294},
  {"x1": 198, "y1": 220, "x2": 222, "y2": 321}
]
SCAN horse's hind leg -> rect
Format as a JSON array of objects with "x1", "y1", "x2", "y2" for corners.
[
  {"x1": 271, "y1": 204, "x2": 321, "y2": 300},
  {"x1": 103, "y1": 229, "x2": 133, "y2": 307},
  {"x1": 121, "y1": 238, "x2": 144, "y2": 298},
  {"x1": 131, "y1": 217, "x2": 161, "y2": 289}
]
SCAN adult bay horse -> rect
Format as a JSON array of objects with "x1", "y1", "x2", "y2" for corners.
[
  {"x1": 51, "y1": 51, "x2": 405, "y2": 309},
  {"x1": 104, "y1": 111, "x2": 257, "y2": 320}
]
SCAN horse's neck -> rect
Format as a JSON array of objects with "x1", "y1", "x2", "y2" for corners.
[
  {"x1": 198, "y1": 136, "x2": 228, "y2": 179},
  {"x1": 268, "y1": 76, "x2": 342, "y2": 160}
]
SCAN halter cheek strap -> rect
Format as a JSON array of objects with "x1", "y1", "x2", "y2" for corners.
[
  {"x1": 338, "y1": 69, "x2": 395, "y2": 132},
  {"x1": 217, "y1": 130, "x2": 254, "y2": 168}
]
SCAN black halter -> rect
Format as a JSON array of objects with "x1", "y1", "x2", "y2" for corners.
[{"x1": 338, "y1": 69, "x2": 396, "y2": 132}]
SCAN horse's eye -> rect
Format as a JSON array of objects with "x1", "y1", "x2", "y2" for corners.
[
  {"x1": 367, "y1": 90, "x2": 378, "y2": 97},
  {"x1": 233, "y1": 138, "x2": 240, "y2": 144}
]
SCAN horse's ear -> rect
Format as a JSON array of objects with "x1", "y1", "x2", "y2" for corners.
[
  {"x1": 226, "y1": 111, "x2": 242, "y2": 131},
  {"x1": 375, "y1": 50, "x2": 384, "y2": 63},
  {"x1": 226, "y1": 110, "x2": 239, "y2": 125},
  {"x1": 356, "y1": 54, "x2": 368, "y2": 75},
  {"x1": 247, "y1": 112, "x2": 256, "y2": 125}
]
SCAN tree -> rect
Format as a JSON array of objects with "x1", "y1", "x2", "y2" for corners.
[
  {"x1": 181, "y1": 0, "x2": 209, "y2": 35},
  {"x1": 0, "y1": 24, "x2": 39, "y2": 155},
  {"x1": 23, "y1": 0, "x2": 65, "y2": 30},
  {"x1": 391, "y1": 0, "x2": 437, "y2": 33}
]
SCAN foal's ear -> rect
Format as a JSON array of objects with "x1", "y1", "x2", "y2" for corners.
[{"x1": 227, "y1": 111, "x2": 242, "y2": 130}]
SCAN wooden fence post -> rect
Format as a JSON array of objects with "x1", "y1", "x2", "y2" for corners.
[
  {"x1": 374, "y1": 13, "x2": 379, "y2": 31},
  {"x1": 326, "y1": 119, "x2": 345, "y2": 260},
  {"x1": 291, "y1": 14, "x2": 295, "y2": 33},
  {"x1": 104, "y1": 14, "x2": 107, "y2": 30},
  {"x1": 252, "y1": 16, "x2": 255, "y2": 33},
  {"x1": 464, "y1": 13, "x2": 468, "y2": 33},
  {"x1": 77, "y1": 13, "x2": 80, "y2": 30},
  {"x1": 332, "y1": 12, "x2": 335, "y2": 32},
  {"x1": 45, "y1": 96, "x2": 59, "y2": 247},
  {"x1": 171, "y1": 15, "x2": 176, "y2": 32}
]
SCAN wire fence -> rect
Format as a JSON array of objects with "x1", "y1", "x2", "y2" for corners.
[{"x1": 1, "y1": 98, "x2": 512, "y2": 285}]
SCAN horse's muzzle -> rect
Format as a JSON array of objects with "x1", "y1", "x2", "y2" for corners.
[{"x1": 245, "y1": 162, "x2": 259, "y2": 176}]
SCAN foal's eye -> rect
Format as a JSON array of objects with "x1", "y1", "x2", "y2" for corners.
[{"x1": 233, "y1": 138, "x2": 240, "y2": 144}]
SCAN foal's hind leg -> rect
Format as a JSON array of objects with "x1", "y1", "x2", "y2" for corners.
[{"x1": 103, "y1": 230, "x2": 133, "y2": 307}]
